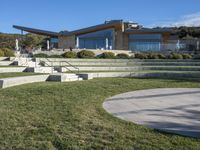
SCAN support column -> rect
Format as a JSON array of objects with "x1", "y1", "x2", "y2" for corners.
[
  {"x1": 20, "y1": 30, "x2": 24, "y2": 52},
  {"x1": 47, "y1": 40, "x2": 50, "y2": 50},
  {"x1": 76, "y1": 36, "x2": 79, "y2": 49},
  {"x1": 106, "y1": 38, "x2": 109, "y2": 50}
]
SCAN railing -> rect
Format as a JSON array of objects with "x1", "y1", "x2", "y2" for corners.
[
  {"x1": 60, "y1": 61, "x2": 80, "y2": 74},
  {"x1": 39, "y1": 58, "x2": 54, "y2": 74},
  {"x1": 38, "y1": 58, "x2": 79, "y2": 74}
]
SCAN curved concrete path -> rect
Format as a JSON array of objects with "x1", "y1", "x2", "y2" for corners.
[{"x1": 103, "y1": 88, "x2": 200, "y2": 138}]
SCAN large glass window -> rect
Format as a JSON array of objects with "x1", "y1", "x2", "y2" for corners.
[
  {"x1": 129, "y1": 34, "x2": 162, "y2": 51},
  {"x1": 77, "y1": 29, "x2": 114, "y2": 50},
  {"x1": 50, "y1": 38, "x2": 58, "y2": 48}
]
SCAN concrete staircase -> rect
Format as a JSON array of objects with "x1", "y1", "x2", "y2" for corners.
[
  {"x1": 0, "y1": 57, "x2": 200, "y2": 82},
  {"x1": 48, "y1": 73, "x2": 83, "y2": 82},
  {"x1": 0, "y1": 73, "x2": 83, "y2": 89},
  {"x1": 36, "y1": 58, "x2": 200, "y2": 79}
]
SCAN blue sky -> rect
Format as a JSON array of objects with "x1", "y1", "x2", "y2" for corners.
[{"x1": 0, "y1": 0, "x2": 200, "y2": 33}]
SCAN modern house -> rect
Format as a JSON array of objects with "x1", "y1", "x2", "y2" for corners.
[{"x1": 13, "y1": 20, "x2": 172, "y2": 51}]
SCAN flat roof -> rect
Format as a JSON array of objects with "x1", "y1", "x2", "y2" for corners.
[{"x1": 13, "y1": 25, "x2": 59, "y2": 37}]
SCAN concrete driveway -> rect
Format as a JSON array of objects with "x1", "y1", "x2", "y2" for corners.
[{"x1": 103, "y1": 88, "x2": 200, "y2": 138}]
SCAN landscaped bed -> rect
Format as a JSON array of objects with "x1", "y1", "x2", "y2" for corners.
[{"x1": 0, "y1": 78, "x2": 200, "y2": 149}]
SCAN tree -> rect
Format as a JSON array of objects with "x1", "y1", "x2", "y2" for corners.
[{"x1": 22, "y1": 33, "x2": 45, "y2": 49}]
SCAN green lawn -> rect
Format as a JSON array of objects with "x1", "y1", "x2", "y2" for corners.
[
  {"x1": 66, "y1": 70, "x2": 200, "y2": 73},
  {"x1": 0, "y1": 78, "x2": 200, "y2": 149},
  {"x1": 0, "y1": 72, "x2": 43, "y2": 78}
]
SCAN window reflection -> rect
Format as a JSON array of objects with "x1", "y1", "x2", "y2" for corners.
[
  {"x1": 129, "y1": 34, "x2": 162, "y2": 51},
  {"x1": 77, "y1": 29, "x2": 114, "y2": 50}
]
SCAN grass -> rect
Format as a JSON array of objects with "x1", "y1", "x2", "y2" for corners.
[
  {"x1": 0, "y1": 72, "x2": 43, "y2": 78},
  {"x1": 66, "y1": 70, "x2": 200, "y2": 73},
  {"x1": 0, "y1": 78, "x2": 200, "y2": 149}
]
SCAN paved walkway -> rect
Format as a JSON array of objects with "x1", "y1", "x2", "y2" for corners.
[{"x1": 103, "y1": 88, "x2": 200, "y2": 138}]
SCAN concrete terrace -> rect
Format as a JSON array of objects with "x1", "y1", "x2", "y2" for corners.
[{"x1": 103, "y1": 88, "x2": 200, "y2": 138}]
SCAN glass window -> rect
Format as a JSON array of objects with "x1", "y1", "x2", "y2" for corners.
[
  {"x1": 77, "y1": 29, "x2": 114, "y2": 49},
  {"x1": 129, "y1": 34, "x2": 162, "y2": 51},
  {"x1": 129, "y1": 34, "x2": 161, "y2": 40},
  {"x1": 50, "y1": 38, "x2": 58, "y2": 43}
]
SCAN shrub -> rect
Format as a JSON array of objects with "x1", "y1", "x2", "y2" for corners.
[
  {"x1": 134, "y1": 53, "x2": 148, "y2": 59},
  {"x1": 147, "y1": 53, "x2": 159, "y2": 59},
  {"x1": 48, "y1": 55, "x2": 63, "y2": 58},
  {"x1": 77, "y1": 50, "x2": 95, "y2": 58},
  {"x1": 170, "y1": 53, "x2": 183, "y2": 59},
  {"x1": 33, "y1": 53, "x2": 48, "y2": 58},
  {"x1": 157, "y1": 54, "x2": 166, "y2": 59},
  {"x1": 182, "y1": 54, "x2": 192, "y2": 59},
  {"x1": 62, "y1": 51, "x2": 77, "y2": 58},
  {"x1": 116, "y1": 53, "x2": 129, "y2": 59},
  {"x1": 100, "y1": 52, "x2": 115, "y2": 59},
  {"x1": 0, "y1": 48, "x2": 14, "y2": 57},
  {"x1": 0, "y1": 50, "x2": 4, "y2": 57}
]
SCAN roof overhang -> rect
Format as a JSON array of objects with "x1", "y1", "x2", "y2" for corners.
[
  {"x1": 13, "y1": 25, "x2": 59, "y2": 37},
  {"x1": 60, "y1": 21, "x2": 123, "y2": 36}
]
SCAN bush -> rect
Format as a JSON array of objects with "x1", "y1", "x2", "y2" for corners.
[
  {"x1": 0, "y1": 50, "x2": 4, "y2": 57},
  {"x1": 77, "y1": 50, "x2": 95, "y2": 58},
  {"x1": 48, "y1": 55, "x2": 63, "y2": 58},
  {"x1": 116, "y1": 53, "x2": 129, "y2": 59},
  {"x1": 62, "y1": 51, "x2": 77, "y2": 58},
  {"x1": 100, "y1": 52, "x2": 115, "y2": 59},
  {"x1": 134, "y1": 53, "x2": 148, "y2": 59},
  {"x1": 157, "y1": 54, "x2": 166, "y2": 59},
  {"x1": 0, "y1": 48, "x2": 14, "y2": 57},
  {"x1": 182, "y1": 54, "x2": 192, "y2": 59},
  {"x1": 33, "y1": 53, "x2": 48, "y2": 58},
  {"x1": 170, "y1": 53, "x2": 183, "y2": 59},
  {"x1": 147, "y1": 53, "x2": 159, "y2": 59}
]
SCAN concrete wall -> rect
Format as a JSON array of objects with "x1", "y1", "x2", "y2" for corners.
[{"x1": 115, "y1": 29, "x2": 124, "y2": 50}]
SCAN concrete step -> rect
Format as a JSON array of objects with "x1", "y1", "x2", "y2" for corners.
[
  {"x1": 48, "y1": 73, "x2": 83, "y2": 82},
  {"x1": 0, "y1": 75, "x2": 49, "y2": 88},
  {"x1": 37, "y1": 58, "x2": 200, "y2": 63},
  {"x1": 42, "y1": 62, "x2": 128, "y2": 67},
  {"x1": 39, "y1": 60, "x2": 200, "y2": 67},
  {"x1": 26, "y1": 67, "x2": 57, "y2": 73},
  {"x1": 0, "y1": 57, "x2": 9, "y2": 61},
  {"x1": 61, "y1": 66, "x2": 200, "y2": 72},
  {"x1": 128, "y1": 62, "x2": 200, "y2": 66},
  {"x1": 0, "y1": 67, "x2": 27, "y2": 73},
  {"x1": 15, "y1": 60, "x2": 39, "y2": 67},
  {"x1": 81, "y1": 72, "x2": 200, "y2": 79},
  {"x1": 0, "y1": 61, "x2": 14, "y2": 66}
]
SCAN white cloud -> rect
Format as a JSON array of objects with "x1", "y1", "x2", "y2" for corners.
[{"x1": 149, "y1": 12, "x2": 200, "y2": 27}]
